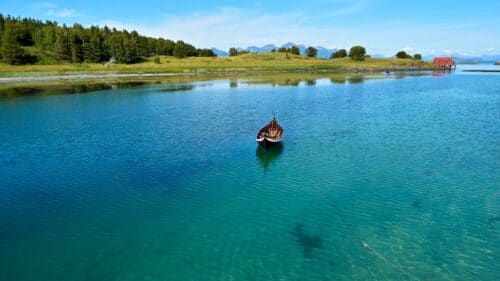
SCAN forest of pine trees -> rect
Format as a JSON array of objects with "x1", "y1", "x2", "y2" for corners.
[{"x1": 0, "y1": 14, "x2": 216, "y2": 65}]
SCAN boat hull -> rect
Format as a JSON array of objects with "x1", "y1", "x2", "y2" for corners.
[{"x1": 256, "y1": 137, "x2": 282, "y2": 146}]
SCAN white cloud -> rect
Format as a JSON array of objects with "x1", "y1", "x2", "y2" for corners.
[
  {"x1": 101, "y1": 8, "x2": 319, "y2": 49},
  {"x1": 329, "y1": 0, "x2": 371, "y2": 16},
  {"x1": 46, "y1": 8, "x2": 82, "y2": 18},
  {"x1": 402, "y1": 46, "x2": 414, "y2": 53},
  {"x1": 443, "y1": 49, "x2": 469, "y2": 56},
  {"x1": 33, "y1": 2, "x2": 83, "y2": 18},
  {"x1": 96, "y1": 5, "x2": 498, "y2": 56},
  {"x1": 97, "y1": 20, "x2": 138, "y2": 31}
]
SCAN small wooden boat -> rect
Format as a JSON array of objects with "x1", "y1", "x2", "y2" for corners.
[{"x1": 256, "y1": 116, "x2": 284, "y2": 146}]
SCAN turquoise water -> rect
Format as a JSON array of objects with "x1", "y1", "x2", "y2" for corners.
[{"x1": 0, "y1": 72, "x2": 499, "y2": 281}]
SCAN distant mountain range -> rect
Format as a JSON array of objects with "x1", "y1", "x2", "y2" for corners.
[
  {"x1": 212, "y1": 44, "x2": 500, "y2": 62},
  {"x1": 212, "y1": 42, "x2": 338, "y2": 59}
]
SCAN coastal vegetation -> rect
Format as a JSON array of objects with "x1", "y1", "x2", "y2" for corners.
[
  {"x1": 306, "y1": 46, "x2": 318, "y2": 58},
  {"x1": 0, "y1": 14, "x2": 437, "y2": 78},
  {"x1": 269, "y1": 45, "x2": 300, "y2": 55},
  {"x1": 348, "y1": 46, "x2": 366, "y2": 61},
  {"x1": 0, "y1": 14, "x2": 215, "y2": 65},
  {"x1": 395, "y1": 50, "x2": 422, "y2": 60},
  {"x1": 330, "y1": 49, "x2": 347, "y2": 59},
  {"x1": 0, "y1": 52, "x2": 439, "y2": 78}
]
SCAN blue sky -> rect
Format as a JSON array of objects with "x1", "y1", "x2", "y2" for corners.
[{"x1": 2, "y1": 0, "x2": 499, "y2": 56}]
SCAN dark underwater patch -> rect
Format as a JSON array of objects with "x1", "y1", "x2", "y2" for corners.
[
  {"x1": 488, "y1": 216, "x2": 500, "y2": 224},
  {"x1": 289, "y1": 223, "x2": 324, "y2": 258},
  {"x1": 411, "y1": 198, "x2": 423, "y2": 208}
]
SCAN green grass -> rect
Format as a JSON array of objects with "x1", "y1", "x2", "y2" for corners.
[{"x1": 0, "y1": 53, "x2": 439, "y2": 77}]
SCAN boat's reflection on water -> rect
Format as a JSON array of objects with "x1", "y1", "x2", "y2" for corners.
[{"x1": 256, "y1": 143, "x2": 284, "y2": 171}]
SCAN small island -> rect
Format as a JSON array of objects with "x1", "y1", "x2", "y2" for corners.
[{"x1": 0, "y1": 14, "x2": 439, "y2": 82}]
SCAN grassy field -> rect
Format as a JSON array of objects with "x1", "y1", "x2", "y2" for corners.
[{"x1": 0, "y1": 53, "x2": 439, "y2": 77}]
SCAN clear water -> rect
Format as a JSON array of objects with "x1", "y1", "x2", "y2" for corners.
[
  {"x1": 456, "y1": 61, "x2": 500, "y2": 72},
  {"x1": 0, "y1": 72, "x2": 499, "y2": 281}
]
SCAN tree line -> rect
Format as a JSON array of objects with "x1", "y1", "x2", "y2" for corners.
[
  {"x1": 229, "y1": 45, "x2": 374, "y2": 61},
  {"x1": 330, "y1": 46, "x2": 422, "y2": 61},
  {"x1": 330, "y1": 46, "x2": 367, "y2": 60},
  {"x1": 395, "y1": 50, "x2": 421, "y2": 60},
  {"x1": 229, "y1": 45, "x2": 319, "y2": 57},
  {"x1": 0, "y1": 14, "x2": 215, "y2": 65}
]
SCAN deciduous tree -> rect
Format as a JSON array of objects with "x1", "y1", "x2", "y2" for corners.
[
  {"x1": 330, "y1": 49, "x2": 347, "y2": 59},
  {"x1": 306, "y1": 46, "x2": 318, "y2": 58},
  {"x1": 396, "y1": 50, "x2": 412, "y2": 59},
  {"x1": 229, "y1": 47, "x2": 238, "y2": 56},
  {"x1": 290, "y1": 45, "x2": 300, "y2": 55},
  {"x1": 349, "y1": 46, "x2": 366, "y2": 61}
]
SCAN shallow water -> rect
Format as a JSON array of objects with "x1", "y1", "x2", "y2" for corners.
[{"x1": 0, "y1": 71, "x2": 499, "y2": 281}]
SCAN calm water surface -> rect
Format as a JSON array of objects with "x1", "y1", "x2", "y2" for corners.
[{"x1": 0, "y1": 71, "x2": 499, "y2": 281}]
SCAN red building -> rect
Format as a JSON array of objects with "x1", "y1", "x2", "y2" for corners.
[{"x1": 433, "y1": 57, "x2": 455, "y2": 68}]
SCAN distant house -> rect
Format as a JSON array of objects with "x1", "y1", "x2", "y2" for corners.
[{"x1": 433, "y1": 57, "x2": 455, "y2": 68}]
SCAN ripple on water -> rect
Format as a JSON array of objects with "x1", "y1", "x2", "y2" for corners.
[{"x1": 0, "y1": 73, "x2": 499, "y2": 281}]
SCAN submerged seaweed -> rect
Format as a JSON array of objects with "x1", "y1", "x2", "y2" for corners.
[{"x1": 290, "y1": 223, "x2": 324, "y2": 258}]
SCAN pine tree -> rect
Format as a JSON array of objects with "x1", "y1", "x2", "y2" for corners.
[
  {"x1": 0, "y1": 13, "x2": 5, "y2": 53},
  {"x1": 70, "y1": 31, "x2": 84, "y2": 63},
  {"x1": 0, "y1": 14, "x2": 203, "y2": 64},
  {"x1": 85, "y1": 28, "x2": 103, "y2": 63},
  {"x1": 174, "y1": 40, "x2": 189, "y2": 58},
  {"x1": 55, "y1": 27, "x2": 71, "y2": 61},
  {"x1": 1, "y1": 21, "x2": 25, "y2": 64},
  {"x1": 42, "y1": 25, "x2": 56, "y2": 51}
]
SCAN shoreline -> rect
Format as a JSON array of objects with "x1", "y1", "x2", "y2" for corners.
[
  {"x1": 0, "y1": 67, "x2": 439, "y2": 84},
  {"x1": 462, "y1": 69, "x2": 500, "y2": 73},
  {"x1": 0, "y1": 54, "x2": 440, "y2": 83}
]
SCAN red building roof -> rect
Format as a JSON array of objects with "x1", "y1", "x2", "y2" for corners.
[{"x1": 433, "y1": 57, "x2": 454, "y2": 65}]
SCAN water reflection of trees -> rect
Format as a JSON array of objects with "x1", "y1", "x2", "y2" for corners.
[
  {"x1": 0, "y1": 84, "x2": 115, "y2": 98},
  {"x1": 159, "y1": 84, "x2": 195, "y2": 92},
  {"x1": 347, "y1": 76, "x2": 364, "y2": 84},
  {"x1": 330, "y1": 75, "x2": 364, "y2": 84},
  {"x1": 240, "y1": 71, "x2": 438, "y2": 87},
  {"x1": 330, "y1": 76, "x2": 347, "y2": 84},
  {"x1": 242, "y1": 73, "x2": 372, "y2": 87},
  {"x1": 305, "y1": 80, "x2": 316, "y2": 86},
  {"x1": 0, "y1": 71, "x2": 439, "y2": 99},
  {"x1": 0, "y1": 81, "x2": 196, "y2": 99}
]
